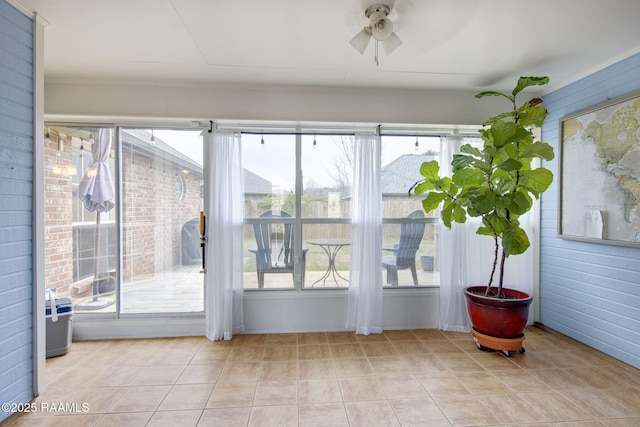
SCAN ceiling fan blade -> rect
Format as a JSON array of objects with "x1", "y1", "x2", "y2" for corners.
[
  {"x1": 382, "y1": 32, "x2": 402, "y2": 54},
  {"x1": 350, "y1": 28, "x2": 372, "y2": 54}
]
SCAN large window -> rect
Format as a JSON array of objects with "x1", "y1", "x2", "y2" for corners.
[
  {"x1": 43, "y1": 125, "x2": 204, "y2": 314},
  {"x1": 381, "y1": 135, "x2": 441, "y2": 286},
  {"x1": 241, "y1": 131, "x2": 441, "y2": 290}
]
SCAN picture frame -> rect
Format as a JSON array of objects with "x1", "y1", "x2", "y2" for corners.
[{"x1": 558, "y1": 89, "x2": 640, "y2": 247}]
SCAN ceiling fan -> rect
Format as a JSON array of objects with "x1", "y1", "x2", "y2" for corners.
[{"x1": 350, "y1": 3, "x2": 402, "y2": 66}]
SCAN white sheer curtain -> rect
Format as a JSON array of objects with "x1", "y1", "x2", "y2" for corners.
[
  {"x1": 438, "y1": 134, "x2": 536, "y2": 332},
  {"x1": 205, "y1": 129, "x2": 245, "y2": 341},
  {"x1": 346, "y1": 131, "x2": 383, "y2": 335}
]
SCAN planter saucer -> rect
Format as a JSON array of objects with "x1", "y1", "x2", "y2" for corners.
[{"x1": 472, "y1": 328, "x2": 525, "y2": 357}]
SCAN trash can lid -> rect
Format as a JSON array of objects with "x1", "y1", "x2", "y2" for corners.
[{"x1": 46, "y1": 298, "x2": 73, "y2": 316}]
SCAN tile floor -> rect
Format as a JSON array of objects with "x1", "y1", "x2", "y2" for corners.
[{"x1": 4, "y1": 326, "x2": 640, "y2": 426}]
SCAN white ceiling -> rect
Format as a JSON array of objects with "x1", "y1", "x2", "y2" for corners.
[{"x1": 18, "y1": 0, "x2": 640, "y2": 94}]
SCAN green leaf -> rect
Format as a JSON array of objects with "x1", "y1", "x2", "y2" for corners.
[
  {"x1": 497, "y1": 158, "x2": 523, "y2": 171},
  {"x1": 519, "y1": 141, "x2": 555, "y2": 161},
  {"x1": 460, "y1": 145, "x2": 483, "y2": 157},
  {"x1": 452, "y1": 168, "x2": 485, "y2": 187},
  {"x1": 503, "y1": 224, "x2": 530, "y2": 256},
  {"x1": 441, "y1": 202, "x2": 454, "y2": 228},
  {"x1": 508, "y1": 191, "x2": 532, "y2": 215},
  {"x1": 411, "y1": 180, "x2": 433, "y2": 196},
  {"x1": 471, "y1": 191, "x2": 496, "y2": 214},
  {"x1": 477, "y1": 226, "x2": 496, "y2": 237},
  {"x1": 452, "y1": 203, "x2": 467, "y2": 223},
  {"x1": 518, "y1": 105, "x2": 548, "y2": 127},
  {"x1": 519, "y1": 168, "x2": 554, "y2": 196},
  {"x1": 512, "y1": 76, "x2": 550, "y2": 97},
  {"x1": 483, "y1": 111, "x2": 516, "y2": 126},
  {"x1": 489, "y1": 120, "x2": 517, "y2": 148},
  {"x1": 419, "y1": 160, "x2": 441, "y2": 181},
  {"x1": 452, "y1": 154, "x2": 474, "y2": 171},
  {"x1": 421, "y1": 191, "x2": 448, "y2": 212},
  {"x1": 475, "y1": 90, "x2": 514, "y2": 102}
]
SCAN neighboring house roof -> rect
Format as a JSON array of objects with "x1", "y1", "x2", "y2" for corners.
[
  {"x1": 244, "y1": 169, "x2": 272, "y2": 196},
  {"x1": 381, "y1": 154, "x2": 437, "y2": 195}
]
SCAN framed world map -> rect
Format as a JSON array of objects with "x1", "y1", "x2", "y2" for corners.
[{"x1": 558, "y1": 89, "x2": 640, "y2": 247}]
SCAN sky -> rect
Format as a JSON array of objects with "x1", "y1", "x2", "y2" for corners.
[{"x1": 152, "y1": 130, "x2": 441, "y2": 191}]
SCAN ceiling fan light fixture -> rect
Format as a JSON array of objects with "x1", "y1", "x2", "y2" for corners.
[
  {"x1": 382, "y1": 31, "x2": 402, "y2": 54},
  {"x1": 349, "y1": 4, "x2": 402, "y2": 65},
  {"x1": 350, "y1": 27, "x2": 372, "y2": 54}
]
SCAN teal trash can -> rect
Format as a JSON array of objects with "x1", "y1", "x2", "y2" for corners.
[{"x1": 45, "y1": 297, "x2": 73, "y2": 358}]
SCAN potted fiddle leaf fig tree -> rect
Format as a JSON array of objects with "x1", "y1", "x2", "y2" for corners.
[{"x1": 410, "y1": 76, "x2": 554, "y2": 355}]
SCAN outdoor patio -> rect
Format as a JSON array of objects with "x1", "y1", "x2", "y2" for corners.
[{"x1": 72, "y1": 265, "x2": 440, "y2": 314}]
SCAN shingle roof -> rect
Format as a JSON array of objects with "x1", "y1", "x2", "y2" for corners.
[{"x1": 381, "y1": 154, "x2": 437, "y2": 195}]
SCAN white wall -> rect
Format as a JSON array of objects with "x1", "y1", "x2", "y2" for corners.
[{"x1": 44, "y1": 80, "x2": 504, "y2": 126}]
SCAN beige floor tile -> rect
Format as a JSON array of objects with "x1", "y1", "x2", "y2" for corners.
[
  {"x1": 338, "y1": 376, "x2": 386, "y2": 401},
  {"x1": 326, "y1": 331, "x2": 359, "y2": 344},
  {"x1": 298, "y1": 359, "x2": 336, "y2": 379},
  {"x1": 368, "y1": 356, "x2": 412, "y2": 374},
  {"x1": 344, "y1": 400, "x2": 400, "y2": 426},
  {"x1": 72, "y1": 386, "x2": 128, "y2": 414},
  {"x1": 330, "y1": 343, "x2": 366, "y2": 358},
  {"x1": 218, "y1": 361, "x2": 261, "y2": 382},
  {"x1": 519, "y1": 391, "x2": 595, "y2": 422},
  {"x1": 384, "y1": 329, "x2": 419, "y2": 341},
  {"x1": 253, "y1": 380, "x2": 298, "y2": 406},
  {"x1": 433, "y1": 393, "x2": 500, "y2": 426},
  {"x1": 146, "y1": 409, "x2": 202, "y2": 427},
  {"x1": 389, "y1": 397, "x2": 452, "y2": 426},
  {"x1": 566, "y1": 367, "x2": 631, "y2": 389},
  {"x1": 110, "y1": 385, "x2": 171, "y2": 412},
  {"x1": 403, "y1": 354, "x2": 447, "y2": 373},
  {"x1": 157, "y1": 383, "x2": 214, "y2": 411},
  {"x1": 298, "y1": 378, "x2": 342, "y2": 404},
  {"x1": 298, "y1": 344, "x2": 331, "y2": 360},
  {"x1": 299, "y1": 403, "x2": 349, "y2": 426},
  {"x1": 476, "y1": 393, "x2": 547, "y2": 424},
  {"x1": 378, "y1": 374, "x2": 429, "y2": 399},
  {"x1": 248, "y1": 405, "x2": 298, "y2": 427},
  {"x1": 190, "y1": 346, "x2": 231, "y2": 364},
  {"x1": 265, "y1": 333, "x2": 298, "y2": 345},
  {"x1": 8, "y1": 329, "x2": 640, "y2": 427},
  {"x1": 530, "y1": 368, "x2": 591, "y2": 389},
  {"x1": 206, "y1": 381, "x2": 256, "y2": 408},
  {"x1": 491, "y1": 370, "x2": 550, "y2": 393},
  {"x1": 263, "y1": 345, "x2": 297, "y2": 361},
  {"x1": 602, "y1": 419, "x2": 640, "y2": 427},
  {"x1": 198, "y1": 407, "x2": 251, "y2": 426},
  {"x1": 455, "y1": 371, "x2": 511, "y2": 394},
  {"x1": 471, "y1": 352, "x2": 521, "y2": 370},
  {"x1": 228, "y1": 345, "x2": 265, "y2": 362},
  {"x1": 133, "y1": 365, "x2": 186, "y2": 386},
  {"x1": 561, "y1": 388, "x2": 639, "y2": 418},
  {"x1": 176, "y1": 363, "x2": 224, "y2": 384},
  {"x1": 333, "y1": 357, "x2": 373, "y2": 377},
  {"x1": 95, "y1": 411, "x2": 154, "y2": 427},
  {"x1": 605, "y1": 386, "x2": 640, "y2": 414},
  {"x1": 298, "y1": 332, "x2": 329, "y2": 345},
  {"x1": 260, "y1": 360, "x2": 298, "y2": 380},
  {"x1": 361, "y1": 341, "x2": 398, "y2": 357},
  {"x1": 436, "y1": 353, "x2": 485, "y2": 372},
  {"x1": 415, "y1": 372, "x2": 469, "y2": 395},
  {"x1": 392, "y1": 340, "x2": 430, "y2": 355}
]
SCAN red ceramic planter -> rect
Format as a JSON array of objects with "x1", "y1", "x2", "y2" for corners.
[{"x1": 464, "y1": 286, "x2": 532, "y2": 339}]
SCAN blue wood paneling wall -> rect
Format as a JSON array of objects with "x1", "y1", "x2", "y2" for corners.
[
  {"x1": 0, "y1": 0, "x2": 34, "y2": 422},
  {"x1": 541, "y1": 53, "x2": 640, "y2": 369}
]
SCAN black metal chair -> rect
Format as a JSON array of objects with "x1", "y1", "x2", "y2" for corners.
[
  {"x1": 382, "y1": 210, "x2": 426, "y2": 286},
  {"x1": 249, "y1": 210, "x2": 306, "y2": 288}
]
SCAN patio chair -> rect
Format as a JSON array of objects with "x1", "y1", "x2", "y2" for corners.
[
  {"x1": 382, "y1": 210, "x2": 426, "y2": 286},
  {"x1": 249, "y1": 210, "x2": 307, "y2": 288}
]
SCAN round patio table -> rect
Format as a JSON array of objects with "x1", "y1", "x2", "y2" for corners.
[{"x1": 306, "y1": 238, "x2": 351, "y2": 287}]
